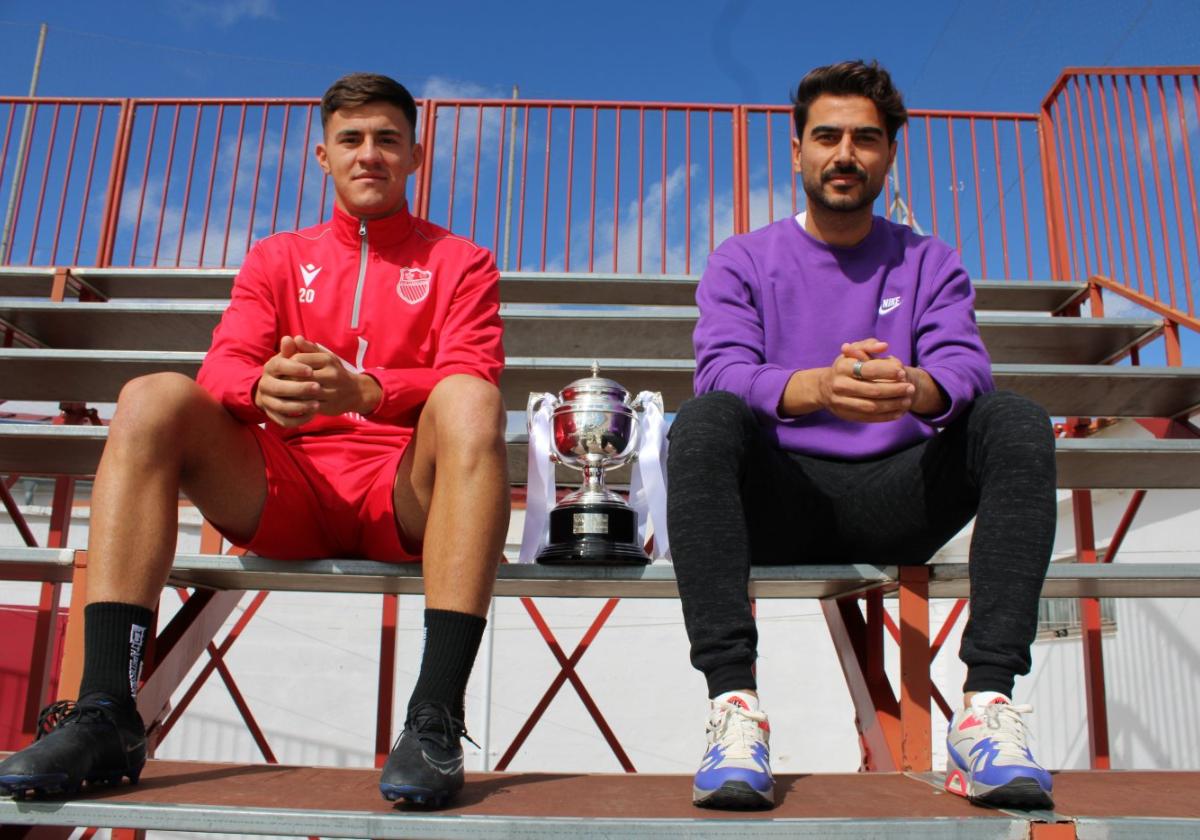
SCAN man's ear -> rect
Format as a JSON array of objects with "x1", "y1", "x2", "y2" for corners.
[
  {"x1": 411, "y1": 141, "x2": 424, "y2": 172},
  {"x1": 791, "y1": 135, "x2": 802, "y2": 174},
  {"x1": 315, "y1": 142, "x2": 330, "y2": 175}
]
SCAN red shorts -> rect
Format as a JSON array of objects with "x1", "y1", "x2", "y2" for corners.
[{"x1": 220, "y1": 426, "x2": 419, "y2": 562}]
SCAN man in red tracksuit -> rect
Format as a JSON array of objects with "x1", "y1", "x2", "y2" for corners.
[{"x1": 0, "y1": 73, "x2": 507, "y2": 809}]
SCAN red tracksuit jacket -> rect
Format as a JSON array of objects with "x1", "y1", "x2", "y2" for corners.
[{"x1": 197, "y1": 203, "x2": 504, "y2": 450}]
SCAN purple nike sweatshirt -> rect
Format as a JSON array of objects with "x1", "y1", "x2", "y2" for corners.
[{"x1": 693, "y1": 215, "x2": 994, "y2": 459}]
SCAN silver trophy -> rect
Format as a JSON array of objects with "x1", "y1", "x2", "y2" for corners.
[{"x1": 530, "y1": 363, "x2": 650, "y2": 565}]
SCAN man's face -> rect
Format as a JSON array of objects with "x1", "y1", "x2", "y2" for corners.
[
  {"x1": 792, "y1": 94, "x2": 896, "y2": 215},
  {"x1": 315, "y1": 102, "x2": 422, "y2": 220}
]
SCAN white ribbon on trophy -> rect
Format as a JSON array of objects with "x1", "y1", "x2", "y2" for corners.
[
  {"x1": 519, "y1": 392, "x2": 558, "y2": 563},
  {"x1": 627, "y1": 391, "x2": 670, "y2": 560}
]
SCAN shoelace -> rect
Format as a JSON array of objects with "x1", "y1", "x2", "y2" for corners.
[
  {"x1": 979, "y1": 702, "x2": 1036, "y2": 760},
  {"x1": 401, "y1": 703, "x2": 480, "y2": 751},
  {"x1": 708, "y1": 701, "x2": 768, "y2": 759},
  {"x1": 35, "y1": 700, "x2": 114, "y2": 740}
]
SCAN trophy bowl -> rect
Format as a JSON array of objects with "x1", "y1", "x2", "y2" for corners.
[{"x1": 533, "y1": 365, "x2": 650, "y2": 565}]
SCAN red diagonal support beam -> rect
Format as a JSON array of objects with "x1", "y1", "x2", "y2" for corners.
[
  {"x1": 822, "y1": 595, "x2": 900, "y2": 771},
  {"x1": 137, "y1": 587, "x2": 245, "y2": 726},
  {"x1": 899, "y1": 566, "x2": 932, "y2": 772},
  {"x1": 153, "y1": 589, "x2": 274, "y2": 763},
  {"x1": 495, "y1": 597, "x2": 633, "y2": 771}
]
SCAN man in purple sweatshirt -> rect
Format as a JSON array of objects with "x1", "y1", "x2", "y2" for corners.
[{"x1": 668, "y1": 60, "x2": 1056, "y2": 812}]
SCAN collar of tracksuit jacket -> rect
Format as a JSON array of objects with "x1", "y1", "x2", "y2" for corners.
[{"x1": 329, "y1": 201, "x2": 417, "y2": 250}]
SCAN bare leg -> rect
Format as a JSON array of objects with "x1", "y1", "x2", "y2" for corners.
[
  {"x1": 87, "y1": 373, "x2": 269, "y2": 608},
  {"x1": 392, "y1": 374, "x2": 508, "y2": 616}
]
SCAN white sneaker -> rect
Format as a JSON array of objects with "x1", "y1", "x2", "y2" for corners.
[
  {"x1": 945, "y1": 691, "x2": 1053, "y2": 810},
  {"x1": 691, "y1": 694, "x2": 774, "y2": 809}
]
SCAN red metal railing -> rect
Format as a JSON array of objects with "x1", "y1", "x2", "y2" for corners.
[
  {"x1": 742, "y1": 106, "x2": 1046, "y2": 281},
  {"x1": 1041, "y1": 67, "x2": 1200, "y2": 332},
  {"x1": 1, "y1": 69, "x2": 1196, "y2": 331}
]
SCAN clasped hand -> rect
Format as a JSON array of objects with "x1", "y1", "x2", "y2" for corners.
[
  {"x1": 818, "y1": 338, "x2": 918, "y2": 423},
  {"x1": 254, "y1": 335, "x2": 379, "y2": 427}
]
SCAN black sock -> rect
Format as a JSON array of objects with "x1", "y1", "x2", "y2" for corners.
[
  {"x1": 79, "y1": 602, "x2": 154, "y2": 705},
  {"x1": 407, "y1": 609, "x2": 486, "y2": 723}
]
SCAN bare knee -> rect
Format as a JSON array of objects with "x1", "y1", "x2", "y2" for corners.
[
  {"x1": 424, "y1": 374, "x2": 506, "y2": 453},
  {"x1": 109, "y1": 373, "x2": 213, "y2": 452}
]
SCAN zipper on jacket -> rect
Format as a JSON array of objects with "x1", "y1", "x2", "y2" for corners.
[{"x1": 350, "y1": 218, "x2": 368, "y2": 329}]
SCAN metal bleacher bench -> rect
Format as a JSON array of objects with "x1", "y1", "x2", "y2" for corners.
[
  {"x1": 4, "y1": 265, "x2": 1200, "y2": 839},
  {"x1": 3, "y1": 266, "x2": 1200, "y2": 589}
]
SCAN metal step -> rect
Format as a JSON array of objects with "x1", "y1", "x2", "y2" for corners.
[
  {"x1": 5, "y1": 348, "x2": 1200, "y2": 418},
  {"x1": 1, "y1": 266, "x2": 1086, "y2": 312},
  {"x1": 2, "y1": 423, "x2": 1196, "y2": 489}
]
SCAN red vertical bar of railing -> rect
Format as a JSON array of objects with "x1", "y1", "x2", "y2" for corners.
[
  {"x1": 1013, "y1": 121, "x2": 1033, "y2": 279},
  {"x1": 98, "y1": 99, "x2": 136, "y2": 268},
  {"x1": 968, "y1": 117, "x2": 986, "y2": 276},
  {"x1": 765, "y1": 111, "x2": 774, "y2": 224},
  {"x1": 990, "y1": 120, "x2": 1009, "y2": 277},
  {"x1": 562, "y1": 106, "x2": 575, "y2": 271},
  {"x1": 587, "y1": 105, "x2": 597, "y2": 271},
  {"x1": 561, "y1": 105, "x2": 576, "y2": 268},
  {"x1": 174, "y1": 105, "x2": 203, "y2": 267},
  {"x1": 902, "y1": 123, "x2": 913, "y2": 228},
  {"x1": 733, "y1": 106, "x2": 749, "y2": 235},
  {"x1": 0, "y1": 102, "x2": 17, "y2": 203},
  {"x1": 492, "y1": 104, "x2": 506, "y2": 256},
  {"x1": 27, "y1": 103, "x2": 61, "y2": 264},
  {"x1": 636, "y1": 107, "x2": 645, "y2": 272},
  {"x1": 1126, "y1": 77, "x2": 1161, "y2": 300},
  {"x1": 1140, "y1": 76, "x2": 1176, "y2": 309},
  {"x1": 539, "y1": 107, "x2": 552, "y2": 271},
  {"x1": 415, "y1": 99, "x2": 437, "y2": 220},
  {"x1": 1053, "y1": 99, "x2": 1080, "y2": 279},
  {"x1": 1112, "y1": 77, "x2": 1145, "y2": 294},
  {"x1": 1036, "y1": 95, "x2": 1064, "y2": 279},
  {"x1": 1178, "y1": 76, "x2": 1200, "y2": 318},
  {"x1": 1072, "y1": 79, "x2": 1103, "y2": 276},
  {"x1": 5, "y1": 105, "x2": 40, "y2": 265},
  {"x1": 151, "y1": 105, "x2": 181, "y2": 266},
  {"x1": 72, "y1": 105, "x2": 106, "y2": 265},
  {"x1": 612, "y1": 107, "x2": 621, "y2": 272},
  {"x1": 791, "y1": 115, "x2": 799, "y2": 216},
  {"x1": 1096, "y1": 77, "x2": 1130, "y2": 285},
  {"x1": 516, "y1": 105, "x2": 531, "y2": 270},
  {"x1": 707, "y1": 109, "x2": 715, "y2": 251},
  {"x1": 470, "y1": 105, "x2": 484, "y2": 243},
  {"x1": 50, "y1": 104, "x2": 83, "y2": 264},
  {"x1": 1084, "y1": 77, "x2": 1116, "y2": 278},
  {"x1": 374, "y1": 593, "x2": 398, "y2": 770},
  {"x1": 946, "y1": 118, "x2": 962, "y2": 253},
  {"x1": 242, "y1": 104, "x2": 270, "y2": 258},
  {"x1": 685, "y1": 109, "x2": 692, "y2": 274},
  {"x1": 128, "y1": 104, "x2": 160, "y2": 265},
  {"x1": 660, "y1": 108, "x2": 668, "y2": 272},
  {"x1": 446, "y1": 104, "x2": 461, "y2": 229},
  {"x1": 925, "y1": 116, "x2": 939, "y2": 239},
  {"x1": 270, "y1": 104, "x2": 291, "y2": 236},
  {"x1": 220, "y1": 105, "x2": 248, "y2": 266},
  {"x1": 197, "y1": 104, "x2": 226, "y2": 267},
  {"x1": 293, "y1": 104, "x2": 314, "y2": 230},
  {"x1": 1070, "y1": 482, "x2": 1111, "y2": 770},
  {"x1": 1157, "y1": 76, "x2": 1191, "y2": 313},
  {"x1": 1063, "y1": 85, "x2": 1093, "y2": 277}
]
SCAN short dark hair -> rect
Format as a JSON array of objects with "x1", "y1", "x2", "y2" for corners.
[
  {"x1": 792, "y1": 60, "x2": 907, "y2": 143},
  {"x1": 320, "y1": 73, "x2": 419, "y2": 139}
]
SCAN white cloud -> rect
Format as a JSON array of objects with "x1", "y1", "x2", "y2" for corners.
[
  {"x1": 418, "y1": 77, "x2": 509, "y2": 102},
  {"x1": 165, "y1": 0, "x2": 280, "y2": 27}
]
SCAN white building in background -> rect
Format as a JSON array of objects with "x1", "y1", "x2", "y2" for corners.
[{"x1": 2, "y1": 418, "x2": 1198, "y2": 785}]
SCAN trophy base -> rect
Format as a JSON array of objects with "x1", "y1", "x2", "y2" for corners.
[{"x1": 535, "y1": 502, "x2": 650, "y2": 566}]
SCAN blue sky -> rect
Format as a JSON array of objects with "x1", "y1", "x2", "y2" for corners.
[{"x1": 2, "y1": 0, "x2": 1199, "y2": 109}]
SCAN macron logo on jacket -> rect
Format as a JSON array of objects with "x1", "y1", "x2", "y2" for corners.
[{"x1": 299, "y1": 263, "x2": 322, "y2": 287}]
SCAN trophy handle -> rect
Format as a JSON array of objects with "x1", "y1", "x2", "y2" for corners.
[{"x1": 527, "y1": 392, "x2": 562, "y2": 464}]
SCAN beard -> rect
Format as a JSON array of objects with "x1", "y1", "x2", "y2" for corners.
[{"x1": 801, "y1": 163, "x2": 883, "y2": 214}]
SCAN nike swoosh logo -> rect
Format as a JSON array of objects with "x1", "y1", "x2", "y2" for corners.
[
  {"x1": 878, "y1": 300, "x2": 901, "y2": 315},
  {"x1": 423, "y1": 752, "x2": 463, "y2": 775}
]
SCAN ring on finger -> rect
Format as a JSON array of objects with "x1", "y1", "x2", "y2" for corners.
[{"x1": 851, "y1": 360, "x2": 866, "y2": 381}]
